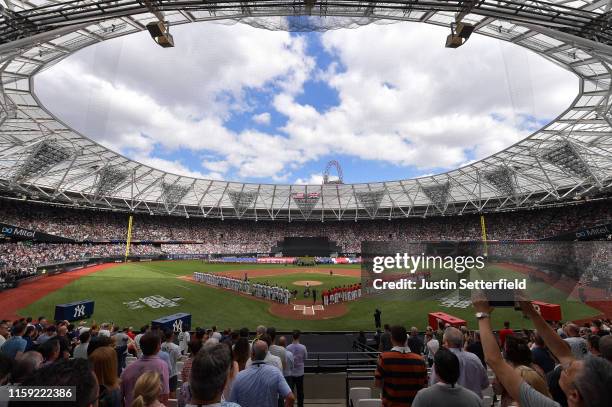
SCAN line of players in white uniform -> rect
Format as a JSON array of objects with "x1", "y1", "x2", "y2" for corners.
[{"x1": 193, "y1": 272, "x2": 290, "y2": 304}]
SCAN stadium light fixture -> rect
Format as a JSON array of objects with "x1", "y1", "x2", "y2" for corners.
[
  {"x1": 445, "y1": 22, "x2": 474, "y2": 48},
  {"x1": 146, "y1": 21, "x2": 174, "y2": 48},
  {"x1": 456, "y1": 22, "x2": 475, "y2": 39},
  {"x1": 12, "y1": 140, "x2": 71, "y2": 183},
  {"x1": 143, "y1": 0, "x2": 174, "y2": 48},
  {"x1": 446, "y1": 34, "x2": 463, "y2": 48},
  {"x1": 146, "y1": 21, "x2": 165, "y2": 38},
  {"x1": 228, "y1": 190, "x2": 258, "y2": 218},
  {"x1": 355, "y1": 190, "x2": 385, "y2": 218}
]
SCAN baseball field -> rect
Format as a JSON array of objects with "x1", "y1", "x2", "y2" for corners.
[{"x1": 6, "y1": 260, "x2": 603, "y2": 331}]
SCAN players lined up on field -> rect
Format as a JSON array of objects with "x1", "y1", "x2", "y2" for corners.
[
  {"x1": 322, "y1": 284, "x2": 362, "y2": 306},
  {"x1": 193, "y1": 272, "x2": 291, "y2": 304}
]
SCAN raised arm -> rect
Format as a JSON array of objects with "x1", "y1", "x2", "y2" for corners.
[
  {"x1": 473, "y1": 298, "x2": 524, "y2": 402},
  {"x1": 518, "y1": 301, "x2": 573, "y2": 365}
]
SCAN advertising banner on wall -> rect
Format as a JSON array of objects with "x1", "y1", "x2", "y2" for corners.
[
  {"x1": 543, "y1": 223, "x2": 612, "y2": 241},
  {"x1": 257, "y1": 257, "x2": 296, "y2": 264},
  {"x1": 0, "y1": 223, "x2": 74, "y2": 243}
]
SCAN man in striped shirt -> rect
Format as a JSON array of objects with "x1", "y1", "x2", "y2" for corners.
[{"x1": 375, "y1": 325, "x2": 428, "y2": 406}]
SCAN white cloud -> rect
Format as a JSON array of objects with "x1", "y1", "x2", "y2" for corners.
[
  {"x1": 133, "y1": 154, "x2": 222, "y2": 180},
  {"x1": 34, "y1": 22, "x2": 576, "y2": 182},
  {"x1": 295, "y1": 173, "x2": 324, "y2": 185},
  {"x1": 252, "y1": 112, "x2": 271, "y2": 125},
  {"x1": 203, "y1": 160, "x2": 230, "y2": 174},
  {"x1": 35, "y1": 24, "x2": 313, "y2": 180},
  {"x1": 282, "y1": 22, "x2": 577, "y2": 170}
]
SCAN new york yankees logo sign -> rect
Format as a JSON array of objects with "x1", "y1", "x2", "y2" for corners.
[
  {"x1": 173, "y1": 319, "x2": 183, "y2": 333},
  {"x1": 73, "y1": 304, "x2": 86, "y2": 318}
]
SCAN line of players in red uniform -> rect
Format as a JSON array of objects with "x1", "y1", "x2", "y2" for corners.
[{"x1": 322, "y1": 283, "x2": 362, "y2": 306}]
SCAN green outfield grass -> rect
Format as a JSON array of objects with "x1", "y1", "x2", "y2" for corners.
[{"x1": 18, "y1": 260, "x2": 601, "y2": 331}]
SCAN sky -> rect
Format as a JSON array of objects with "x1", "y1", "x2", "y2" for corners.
[{"x1": 34, "y1": 20, "x2": 577, "y2": 184}]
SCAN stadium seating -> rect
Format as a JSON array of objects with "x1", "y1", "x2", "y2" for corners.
[
  {"x1": 357, "y1": 399, "x2": 382, "y2": 407},
  {"x1": 1, "y1": 198, "x2": 609, "y2": 251},
  {"x1": 349, "y1": 387, "x2": 372, "y2": 407},
  {"x1": 1, "y1": 198, "x2": 609, "y2": 281}
]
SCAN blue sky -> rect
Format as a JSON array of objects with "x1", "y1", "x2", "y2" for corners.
[{"x1": 34, "y1": 21, "x2": 577, "y2": 184}]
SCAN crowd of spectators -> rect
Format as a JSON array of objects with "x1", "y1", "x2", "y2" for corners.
[
  {"x1": 372, "y1": 310, "x2": 612, "y2": 407},
  {"x1": 1, "y1": 198, "x2": 609, "y2": 282},
  {"x1": 0, "y1": 318, "x2": 311, "y2": 407},
  {"x1": 0, "y1": 306, "x2": 610, "y2": 406},
  {"x1": 0, "y1": 243, "x2": 163, "y2": 281},
  {"x1": 488, "y1": 241, "x2": 611, "y2": 288},
  {"x1": 1, "y1": 199, "x2": 609, "y2": 253}
]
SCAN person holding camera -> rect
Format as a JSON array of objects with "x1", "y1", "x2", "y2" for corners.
[{"x1": 472, "y1": 294, "x2": 611, "y2": 407}]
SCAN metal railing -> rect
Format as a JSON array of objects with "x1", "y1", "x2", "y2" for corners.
[{"x1": 305, "y1": 351, "x2": 379, "y2": 373}]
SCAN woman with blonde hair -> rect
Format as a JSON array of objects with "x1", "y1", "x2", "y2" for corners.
[
  {"x1": 131, "y1": 371, "x2": 164, "y2": 407},
  {"x1": 89, "y1": 346, "x2": 121, "y2": 407}
]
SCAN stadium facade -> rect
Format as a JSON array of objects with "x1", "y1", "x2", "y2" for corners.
[{"x1": 0, "y1": 0, "x2": 610, "y2": 221}]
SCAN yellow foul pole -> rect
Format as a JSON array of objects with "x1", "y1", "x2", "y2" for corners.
[
  {"x1": 480, "y1": 214, "x2": 488, "y2": 257},
  {"x1": 125, "y1": 215, "x2": 133, "y2": 260}
]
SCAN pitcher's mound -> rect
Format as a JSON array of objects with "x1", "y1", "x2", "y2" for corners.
[{"x1": 292, "y1": 280, "x2": 323, "y2": 286}]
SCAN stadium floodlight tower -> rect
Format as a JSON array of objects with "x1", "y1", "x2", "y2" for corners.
[
  {"x1": 160, "y1": 182, "x2": 190, "y2": 211},
  {"x1": 355, "y1": 190, "x2": 386, "y2": 218},
  {"x1": 484, "y1": 166, "x2": 520, "y2": 203},
  {"x1": 11, "y1": 140, "x2": 72, "y2": 184},
  {"x1": 445, "y1": 0, "x2": 476, "y2": 48},
  {"x1": 228, "y1": 190, "x2": 259, "y2": 218},
  {"x1": 93, "y1": 166, "x2": 129, "y2": 199},
  {"x1": 422, "y1": 182, "x2": 452, "y2": 213},
  {"x1": 143, "y1": 0, "x2": 174, "y2": 47},
  {"x1": 541, "y1": 141, "x2": 596, "y2": 182}
]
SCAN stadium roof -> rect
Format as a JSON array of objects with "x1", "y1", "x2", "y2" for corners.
[{"x1": 0, "y1": 0, "x2": 611, "y2": 220}]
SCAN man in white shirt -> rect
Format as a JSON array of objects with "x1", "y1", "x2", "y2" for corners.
[
  {"x1": 429, "y1": 327, "x2": 488, "y2": 398},
  {"x1": 177, "y1": 327, "x2": 190, "y2": 355},
  {"x1": 134, "y1": 325, "x2": 149, "y2": 358},
  {"x1": 245, "y1": 334, "x2": 283, "y2": 372},
  {"x1": 98, "y1": 323, "x2": 111, "y2": 337},
  {"x1": 160, "y1": 329, "x2": 181, "y2": 398},
  {"x1": 211, "y1": 327, "x2": 222, "y2": 341},
  {"x1": 425, "y1": 333, "x2": 440, "y2": 366},
  {"x1": 279, "y1": 336, "x2": 295, "y2": 386},
  {"x1": 267, "y1": 327, "x2": 287, "y2": 371},
  {"x1": 287, "y1": 330, "x2": 308, "y2": 407},
  {"x1": 73, "y1": 330, "x2": 90, "y2": 359}
]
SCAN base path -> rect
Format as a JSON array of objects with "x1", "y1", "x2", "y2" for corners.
[{"x1": 0, "y1": 263, "x2": 117, "y2": 320}]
